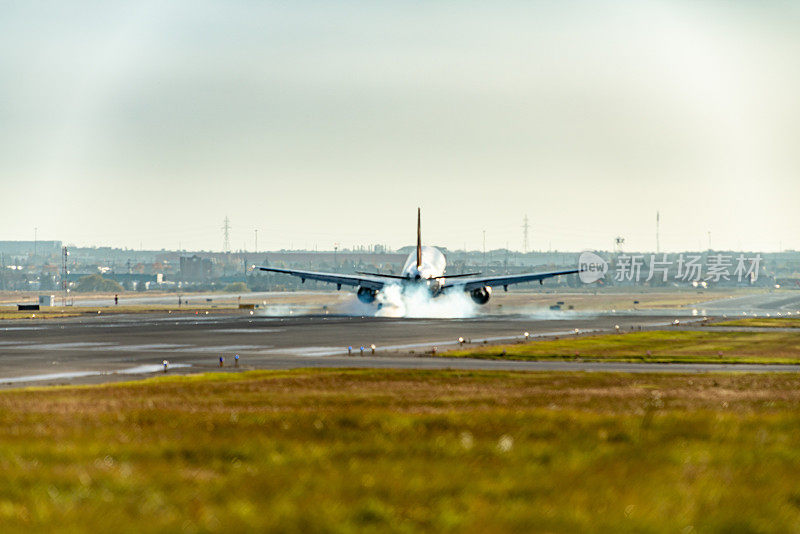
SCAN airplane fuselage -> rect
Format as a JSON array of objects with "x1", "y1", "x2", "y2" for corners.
[
  {"x1": 398, "y1": 245, "x2": 447, "y2": 295},
  {"x1": 401, "y1": 245, "x2": 445, "y2": 279}
]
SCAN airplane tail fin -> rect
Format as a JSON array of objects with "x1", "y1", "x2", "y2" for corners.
[{"x1": 416, "y1": 207, "x2": 422, "y2": 269}]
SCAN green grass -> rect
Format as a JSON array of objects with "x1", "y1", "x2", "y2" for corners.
[
  {"x1": 714, "y1": 317, "x2": 800, "y2": 328},
  {"x1": 444, "y1": 329, "x2": 800, "y2": 364},
  {"x1": 1, "y1": 369, "x2": 800, "y2": 532}
]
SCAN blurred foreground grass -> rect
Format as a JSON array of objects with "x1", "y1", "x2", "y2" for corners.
[
  {"x1": 1, "y1": 369, "x2": 800, "y2": 532},
  {"x1": 446, "y1": 329, "x2": 800, "y2": 364}
]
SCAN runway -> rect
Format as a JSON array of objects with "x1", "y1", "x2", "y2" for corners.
[
  {"x1": 0, "y1": 308, "x2": 798, "y2": 386},
  {"x1": 692, "y1": 292, "x2": 800, "y2": 315}
]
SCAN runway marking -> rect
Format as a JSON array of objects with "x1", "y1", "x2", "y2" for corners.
[
  {"x1": 22, "y1": 342, "x2": 116, "y2": 350},
  {"x1": 101, "y1": 343, "x2": 193, "y2": 352},
  {"x1": 260, "y1": 347, "x2": 347, "y2": 357},
  {"x1": 150, "y1": 316, "x2": 221, "y2": 322},
  {"x1": 0, "y1": 363, "x2": 191, "y2": 385},
  {"x1": 211, "y1": 328, "x2": 284, "y2": 334},
  {"x1": 117, "y1": 363, "x2": 191, "y2": 374},
  {"x1": 173, "y1": 345, "x2": 267, "y2": 353}
]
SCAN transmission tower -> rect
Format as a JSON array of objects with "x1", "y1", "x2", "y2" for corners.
[
  {"x1": 522, "y1": 215, "x2": 529, "y2": 254},
  {"x1": 222, "y1": 216, "x2": 231, "y2": 253},
  {"x1": 61, "y1": 246, "x2": 69, "y2": 306},
  {"x1": 614, "y1": 236, "x2": 625, "y2": 254},
  {"x1": 482, "y1": 230, "x2": 486, "y2": 268},
  {"x1": 656, "y1": 211, "x2": 660, "y2": 253}
]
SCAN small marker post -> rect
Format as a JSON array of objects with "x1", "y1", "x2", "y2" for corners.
[
  {"x1": 162, "y1": 360, "x2": 169, "y2": 373},
  {"x1": 360, "y1": 346, "x2": 364, "y2": 356},
  {"x1": 523, "y1": 332, "x2": 529, "y2": 341},
  {"x1": 234, "y1": 354, "x2": 240, "y2": 367},
  {"x1": 348, "y1": 346, "x2": 352, "y2": 356},
  {"x1": 219, "y1": 356, "x2": 224, "y2": 368},
  {"x1": 370, "y1": 344, "x2": 376, "y2": 355}
]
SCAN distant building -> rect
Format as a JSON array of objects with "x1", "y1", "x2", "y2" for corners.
[
  {"x1": 0, "y1": 241, "x2": 62, "y2": 257},
  {"x1": 180, "y1": 255, "x2": 215, "y2": 281}
]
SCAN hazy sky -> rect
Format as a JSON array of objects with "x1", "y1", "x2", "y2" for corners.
[{"x1": 2, "y1": 1, "x2": 799, "y2": 253}]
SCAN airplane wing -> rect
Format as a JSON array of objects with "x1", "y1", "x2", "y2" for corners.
[
  {"x1": 257, "y1": 267, "x2": 388, "y2": 290},
  {"x1": 441, "y1": 268, "x2": 580, "y2": 292}
]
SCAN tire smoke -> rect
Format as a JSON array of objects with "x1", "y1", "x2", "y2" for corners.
[{"x1": 374, "y1": 284, "x2": 477, "y2": 318}]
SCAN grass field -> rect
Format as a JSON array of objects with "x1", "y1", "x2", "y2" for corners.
[
  {"x1": 714, "y1": 317, "x2": 800, "y2": 328},
  {"x1": 444, "y1": 329, "x2": 800, "y2": 364},
  {"x1": 479, "y1": 289, "x2": 746, "y2": 313},
  {"x1": 1, "y1": 369, "x2": 800, "y2": 532}
]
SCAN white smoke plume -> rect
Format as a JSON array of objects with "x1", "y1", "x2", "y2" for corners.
[
  {"x1": 340, "y1": 284, "x2": 477, "y2": 318},
  {"x1": 374, "y1": 284, "x2": 477, "y2": 318}
]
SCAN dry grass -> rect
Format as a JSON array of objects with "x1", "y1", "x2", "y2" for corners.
[
  {"x1": 485, "y1": 289, "x2": 749, "y2": 312},
  {"x1": 714, "y1": 317, "x2": 800, "y2": 328},
  {"x1": 0, "y1": 370, "x2": 799, "y2": 532},
  {"x1": 0, "y1": 291, "x2": 349, "y2": 320},
  {"x1": 444, "y1": 329, "x2": 800, "y2": 364}
]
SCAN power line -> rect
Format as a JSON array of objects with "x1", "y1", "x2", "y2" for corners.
[{"x1": 656, "y1": 211, "x2": 660, "y2": 253}]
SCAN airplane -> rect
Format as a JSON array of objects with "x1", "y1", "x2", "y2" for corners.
[{"x1": 257, "y1": 209, "x2": 580, "y2": 306}]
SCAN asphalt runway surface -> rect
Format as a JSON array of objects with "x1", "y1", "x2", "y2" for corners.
[
  {"x1": 693, "y1": 292, "x2": 800, "y2": 315},
  {"x1": 1, "y1": 306, "x2": 800, "y2": 386}
]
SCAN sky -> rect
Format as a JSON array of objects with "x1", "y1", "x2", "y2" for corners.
[{"x1": 1, "y1": 1, "x2": 799, "y2": 253}]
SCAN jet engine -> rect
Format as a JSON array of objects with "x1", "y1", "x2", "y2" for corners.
[
  {"x1": 470, "y1": 286, "x2": 492, "y2": 305},
  {"x1": 357, "y1": 287, "x2": 378, "y2": 304}
]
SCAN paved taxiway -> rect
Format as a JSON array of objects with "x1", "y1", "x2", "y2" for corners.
[{"x1": 0, "y1": 310, "x2": 799, "y2": 386}]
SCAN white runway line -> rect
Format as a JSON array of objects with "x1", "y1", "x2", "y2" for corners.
[
  {"x1": 211, "y1": 328, "x2": 284, "y2": 334},
  {"x1": 21, "y1": 342, "x2": 116, "y2": 350},
  {"x1": 173, "y1": 345, "x2": 267, "y2": 353},
  {"x1": 259, "y1": 347, "x2": 344, "y2": 357},
  {"x1": 101, "y1": 343, "x2": 193, "y2": 352},
  {"x1": 0, "y1": 363, "x2": 191, "y2": 384}
]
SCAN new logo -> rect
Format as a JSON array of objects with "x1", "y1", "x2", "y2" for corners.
[{"x1": 579, "y1": 251, "x2": 608, "y2": 284}]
